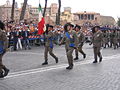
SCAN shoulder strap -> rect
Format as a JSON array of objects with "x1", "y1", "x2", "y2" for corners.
[
  {"x1": 65, "y1": 32, "x2": 75, "y2": 47},
  {"x1": 65, "y1": 32, "x2": 73, "y2": 41}
]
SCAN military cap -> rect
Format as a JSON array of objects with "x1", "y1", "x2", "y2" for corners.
[{"x1": 75, "y1": 24, "x2": 81, "y2": 29}]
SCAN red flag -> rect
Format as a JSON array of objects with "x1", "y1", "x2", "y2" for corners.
[
  {"x1": 38, "y1": 17, "x2": 45, "y2": 35},
  {"x1": 37, "y1": 4, "x2": 45, "y2": 35}
]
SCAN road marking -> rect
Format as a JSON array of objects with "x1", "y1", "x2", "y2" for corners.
[
  {"x1": 8, "y1": 52, "x2": 42, "y2": 55},
  {"x1": 5, "y1": 54, "x2": 120, "y2": 79}
]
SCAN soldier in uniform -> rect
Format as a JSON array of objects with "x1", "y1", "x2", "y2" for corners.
[
  {"x1": 91, "y1": 26, "x2": 103, "y2": 63},
  {"x1": 74, "y1": 25, "x2": 86, "y2": 60},
  {"x1": 59, "y1": 23, "x2": 78, "y2": 69},
  {"x1": 109, "y1": 29, "x2": 114, "y2": 48},
  {"x1": 0, "y1": 21, "x2": 9, "y2": 78},
  {"x1": 103, "y1": 30, "x2": 109, "y2": 48},
  {"x1": 113, "y1": 29, "x2": 119, "y2": 49},
  {"x1": 42, "y1": 25, "x2": 58, "y2": 65}
]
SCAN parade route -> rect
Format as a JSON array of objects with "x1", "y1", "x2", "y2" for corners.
[
  {"x1": 0, "y1": 44, "x2": 120, "y2": 90},
  {"x1": 5, "y1": 53, "x2": 120, "y2": 79}
]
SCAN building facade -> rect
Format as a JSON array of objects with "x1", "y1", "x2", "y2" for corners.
[
  {"x1": 0, "y1": 0, "x2": 116, "y2": 25},
  {"x1": 60, "y1": 7, "x2": 74, "y2": 25},
  {"x1": 0, "y1": 0, "x2": 58, "y2": 24},
  {"x1": 73, "y1": 11, "x2": 116, "y2": 26}
]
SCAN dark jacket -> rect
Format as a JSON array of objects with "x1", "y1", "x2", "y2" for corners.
[{"x1": 22, "y1": 31, "x2": 30, "y2": 39}]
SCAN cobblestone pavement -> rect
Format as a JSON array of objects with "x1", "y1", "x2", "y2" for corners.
[{"x1": 0, "y1": 44, "x2": 120, "y2": 90}]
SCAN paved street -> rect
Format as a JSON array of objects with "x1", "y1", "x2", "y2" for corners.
[{"x1": 0, "y1": 43, "x2": 120, "y2": 90}]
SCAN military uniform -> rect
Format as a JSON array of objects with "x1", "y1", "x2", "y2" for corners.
[
  {"x1": 60, "y1": 30, "x2": 78, "y2": 69},
  {"x1": 113, "y1": 30, "x2": 119, "y2": 49},
  {"x1": 103, "y1": 31, "x2": 109, "y2": 48},
  {"x1": 42, "y1": 30, "x2": 58, "y2": 65},
  {"x1": 92, "y1": 28, "x2": 103, "y2": 63},
  {"x1": 74, "y1": 30, "x2": 86, "y2": 60},
  {"x1": 109, "y1": 30, "x2": 114, "y2": 48},
  {"x1": 0, "y1": 29, "x2": 9, "y2": 78}
]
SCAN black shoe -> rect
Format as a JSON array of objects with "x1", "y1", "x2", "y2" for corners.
[
  {"x1": 55, "y1": 58, "x2": 58, "y2": 63},
  {"x1": 93, "y1": 61, "x2": 97, "y2": 63},
  {"x1": 42, "y1": 62, "x2": 48, "y2": 65},
  {"x1": 83, "y1": 54, "x2": 86, "y2": 59},
  {"x1": 66, "y1": 66, "x2": 73, "y2": 70},
  {"x1": 0, "y1": 71, "x2": 4, "y2": 78},
  {"x1": 99, "y1": 57, "x2": 102, "y2": 62},
  {"x1": 3, "y1": 68, "x2": 9, "y2": 77},
  {"x1": 74, "y1": 57, "x2": 79, "y2": 60}
]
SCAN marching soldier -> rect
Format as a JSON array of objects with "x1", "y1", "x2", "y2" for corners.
[
  {"x1": 42, "y1": 25, "x2": 58, "y2": 65},
  {"x1": 91, "y1": 26, "x2": 103, "y2": 63},
  {"x1": 103, "y1": 30, "x2": 109, "y2": 48},
  {"x1": 109, "y1": 29, "x2": 114, "y2": 48},
  {"x1": 74, "y1": 25, "x2": 86, "y2": 60},
  {"x1": 113, "y1": 29, "x2": 119, "y2": 49},
  {"x1": 0, "y1": 21, "x2": 9, "y2": 78},
  {"x1": 59, "y1": 23, "x2": 78, "y2": 69}
]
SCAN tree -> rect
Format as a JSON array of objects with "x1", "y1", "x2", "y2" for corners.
[
  {"x1": 11, "y1": 0, "x2": 15, "y2": 21},
  {"x1": 20, "y1": 0, "x2": 28, "y2": 21},
  {"x1": 117, "y1": 18, "x2": 120, "y2": 27},
  {"x1": 57, "y1": 0, "x2": 61, "y2": 25},
  {"x1": 43, "y1": 0, "x2": 48, "y2": 17}
]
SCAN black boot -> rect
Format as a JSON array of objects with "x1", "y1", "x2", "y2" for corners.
[
  {"x1": 55, "y1": 58, "x2": 58, "y2": 63},
  {"x1": 99, "y1": 57, "x2": 102, "y2": 62},
  {"x1": 42, "y1": 61, "x2": 48, "y2": 65},
  {"x1": 66, "y1": 64, "x2": 73, "y2": 70},
  {"x1": 93, "y1": 60, "x2": 97, "y2": 63},
  {"x1": 3, "y1": 67, "x2": 9, "y2": 77},
  {"x1": 74, "y1": 57, "x2": 79, "y2": 60},
  {"x1": 83, "y1": 54, "x2": 86, "y2": 59},
  {"x1": 0, "y1": 71, "x2": 4, "y2": 78}
]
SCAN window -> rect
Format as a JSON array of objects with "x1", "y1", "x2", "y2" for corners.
[
  {"x1": 81, "y1": 14, "x2": 83, "y2": 20},
  {"x1": 84, "y1": 14, "x2": 87, "y2": 20},
  {"x1": 91, "y1": 14, "x2": 94, "y2": 20},
  {"x1": 88, "y1": 14, "x2": 90, "y2": 20}
]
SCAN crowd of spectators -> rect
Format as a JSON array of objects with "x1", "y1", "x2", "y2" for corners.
[{"x1": 4, "y1": 21, "x2": 120, "y2": 51}]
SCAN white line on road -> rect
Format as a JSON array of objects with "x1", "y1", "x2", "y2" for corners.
[
  {"x1": 5, "y1": 54, "x2": 120, "y2": 79},
  {"x1": 8, "y1": 52, "x2": 42, "y2": 55}
]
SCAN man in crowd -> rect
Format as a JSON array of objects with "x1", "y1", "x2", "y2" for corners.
[{"x1": 22, "y1": 26, "x2": 31, "y2": 50}]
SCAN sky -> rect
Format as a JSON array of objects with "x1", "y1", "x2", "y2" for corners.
[{"x1": 0, "y1": 0, "x2": 120, "y2": 21}]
